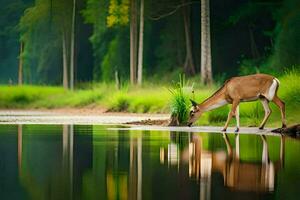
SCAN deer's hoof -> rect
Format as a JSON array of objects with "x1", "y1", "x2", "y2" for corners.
[
  {"x1": 259, "y1": 126, "x2": 264, "y2": 130},
  {"x1": 221, "y1": 128, "x2": 227, "y2": 132},
  {"x1": 235, "y1": 128, "x2": 240, "y2": 133}
]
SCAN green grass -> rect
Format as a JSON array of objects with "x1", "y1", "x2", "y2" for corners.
[
  {"x1": 169, "y1": 75, "x2": 190, "y2": 125},
  {"x1": 0, "y1": 71, "x2": 299, "y2": 127},
  {"x1": 105, "y1": 86, "x2": 172, "y2": 113}
]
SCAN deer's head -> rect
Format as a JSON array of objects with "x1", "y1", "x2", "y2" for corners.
[{"x1": 187, "y1": 99, "x2": 202, "y2": 126}]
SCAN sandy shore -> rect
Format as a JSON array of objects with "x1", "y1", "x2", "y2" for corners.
[
  {"x1": 0, "y1": 109, "x2": 281, "y2": 135},
  {"x1": 0, "y1": 109, "x2": 169, "y2": 125}
]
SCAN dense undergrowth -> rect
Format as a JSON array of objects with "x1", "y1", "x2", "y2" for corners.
[{"x1": 0, "y1": 71, "x2": 299, "y2": 127}]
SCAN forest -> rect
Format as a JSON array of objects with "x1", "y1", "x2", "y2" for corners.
[{"x1": 0, "y1": 0, "x2": 299, "y2": 126}]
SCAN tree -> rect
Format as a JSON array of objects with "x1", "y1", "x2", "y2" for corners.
[
  {"x1": 182, "y1": 0, "x2": 195, "y2": 75},
  {"x1": 70, "y1": 0, "x2": 76, "y2": 90},
  {"x1": 55, "y1": 0, "x2": 73, "y2": 90},
  {"x1": 137, "y1": 0, "x2": 144, "y2": 85},
  {"x1": 18, "y1": 41, "x2": 23, "y2": 85},
  {"x1": 130, "y1": 0, "x2": 137, "y2": 85},
  {"x1": 62, "y1": 33, "x2": 68, "y2": 89},
  {"x1": 201, "y1": 0, "x2": 213, "y2": 85},
  {"x1": 19, "y1": 0, "x2": 74, "y2": 85}
]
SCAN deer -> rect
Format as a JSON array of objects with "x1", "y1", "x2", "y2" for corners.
[{"x1": 187, "y1": 74, "x2": 286, "y2": 132}]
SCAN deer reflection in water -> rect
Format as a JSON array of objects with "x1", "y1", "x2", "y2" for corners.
[
  {"x1": 161, "y1": 132, "x2": 285, "y2": 193},
  {"x1": 221, "y1": 133, "x2": 284, "y2": 192}
]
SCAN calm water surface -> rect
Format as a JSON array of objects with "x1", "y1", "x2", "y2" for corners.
[{"x1": 0, "y1": 124, "x2": 299, "y2": 200}]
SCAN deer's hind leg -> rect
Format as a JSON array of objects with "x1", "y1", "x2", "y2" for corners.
[
  {"x1": 235, "y1": 105, "x2": 240, "y2": 132},
  {"x1": 272, "y1": 95, "x2": 286, "y2": 128},
  {"x1": 259, "y1": 98, "x2": 272, "y2": 130}
]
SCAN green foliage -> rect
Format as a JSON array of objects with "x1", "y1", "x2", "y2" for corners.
[
  {"x1": 107, "y1": 0, "x2": 129, "y2": 27},
  {"x1": 242, "y1": 102, "x2": 264, "y2": 126},
  {"x1": 107, "y1": 86, "x2": 169, "y2": 113},
  {"x1": 1, "y1": 0, "x2": 300, "y2": 86},
  {"x1": 238, "y1": 58, "x2": 261, "y2": 75},
  {"x1": 83, "y1": 0, "x2": 129, "y2": 82},
  {"x1": 101, "y1": 38, "x2": 118, "y2": 82},
  {"x1": 18, "y1": 0, "x2": 74, "y2": 84},
  {"x1": 227, "y1": 2, "x2": 268, "y2": 26},
  {"x1": 0, "y1": 83, "x2": 171, "y2": 112},
  {"x1": 0, "y1": 85, "x2": 104, "y2": 108},
  {"x1": 108, "y1": 90, "x2": 130, "y2": 111},
  {"x1": 0, "y1": 0, "x2": 29, "y2": 83},
  {"x1": 268, "y1": 0, "x2": 300, "y2": 71},
  {"x1": 169, "y1": 75, "x2": 191, "y2": 125},
  {"x1": 0, "y1": 85, "x2": 64, "y2": 108},
  {"x1": 100, "y1": 29, "x2": 129, "y2": 82},
  {"x1": 40, "y1": 90, "x2": 102, "y2": 108},
  {"x1": 155, "y1": 12, "x2": 185, "y2": 72},
  {"x1": 277, "y1": 68, "x2": 300, "y2": 104},
  {"x1": 234, "y1": 0, "x2": 300, "y2": 75}
]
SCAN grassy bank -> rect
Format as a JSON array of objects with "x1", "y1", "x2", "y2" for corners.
[{"x1": 0, "y1": 71, "x2": 299, "y2": 127}]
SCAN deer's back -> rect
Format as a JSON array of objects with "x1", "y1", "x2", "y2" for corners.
[{"x1": 224, "y1": 74, "x2": 276, "y2": 102}]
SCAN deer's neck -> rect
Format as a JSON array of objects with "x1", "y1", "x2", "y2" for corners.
[{"x1": 199, "y1": 92, "x2": 228, "y2": 112}]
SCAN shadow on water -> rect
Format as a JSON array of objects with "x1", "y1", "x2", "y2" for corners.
[{"x1": 0, "y1": 124, "x2": 299, "y2": 200}]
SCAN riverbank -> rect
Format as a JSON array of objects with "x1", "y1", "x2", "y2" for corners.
[
  {"x1": 0, "y1": 71, "x2": 299, "y2": 127},
  {"x1": 0, "y1": 109, "x2": 169, "y2": 125},
  {"x1": 0, "y1": 110, "x2": 279, "y2": 135}
]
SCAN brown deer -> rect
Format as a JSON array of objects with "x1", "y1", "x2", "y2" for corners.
[{"x1": 187, "y1": 74, "x2": 286, "y2": 132}]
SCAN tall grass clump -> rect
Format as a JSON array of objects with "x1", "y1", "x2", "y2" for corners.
[
  {"x1": 169, "y1": 75, "x2": 191, "y2": 126},
  {"x1": 107, "y1": 89, "x2": 130, "y2": 112}
]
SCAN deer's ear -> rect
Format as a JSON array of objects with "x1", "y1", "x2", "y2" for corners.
[{"x1": 190, "y1": 99, "x2": 198, "y2": 107}]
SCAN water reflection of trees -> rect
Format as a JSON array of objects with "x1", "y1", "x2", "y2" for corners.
[
  {"x1": 17, "y1": 124, "x2": 93, "y2": 200},
  {"x1": 104, "y1": 131, "x2": 143, "y2": 200},
  {"x1": 80, "y1": 129, "x2": 144, "y2": 200},
  {"x1": 13, "y1": 125, "x2": 290, "y2": 199}
]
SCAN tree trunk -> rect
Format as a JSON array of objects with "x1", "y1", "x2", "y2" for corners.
[
  {"x1": 70, "y1": 0, "x2": 76, "y2": 90},
  {"x1": 62, "y1": 33, "x2": 68, "y2": 90},
  {"x1": 201, "y1": 0, "x2": 213, "y2": 85},
  {"x1": 183, "y1": 0, "x2": 196, "y2": 76},
  {"x1": 18, "y1": 42, "x2": 23, "y2": 85},
  {"x1": 137, "y1": 0, "x2": 144, "y2": 85},
  {"x1": 130, "y1": 0, "x2": 137, "y2": 85}
]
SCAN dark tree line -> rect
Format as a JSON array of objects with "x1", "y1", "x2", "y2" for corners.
[{"x1": 0, "y1": 0, "x2": 299, "y2": 87}]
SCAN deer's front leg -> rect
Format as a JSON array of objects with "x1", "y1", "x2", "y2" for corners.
[
  {"x1": 235, "y1": 105, "x2": 240, "y2": 132},
  {"x1": 222, "y1": 100, "x2": 240, "y2": 132}
]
